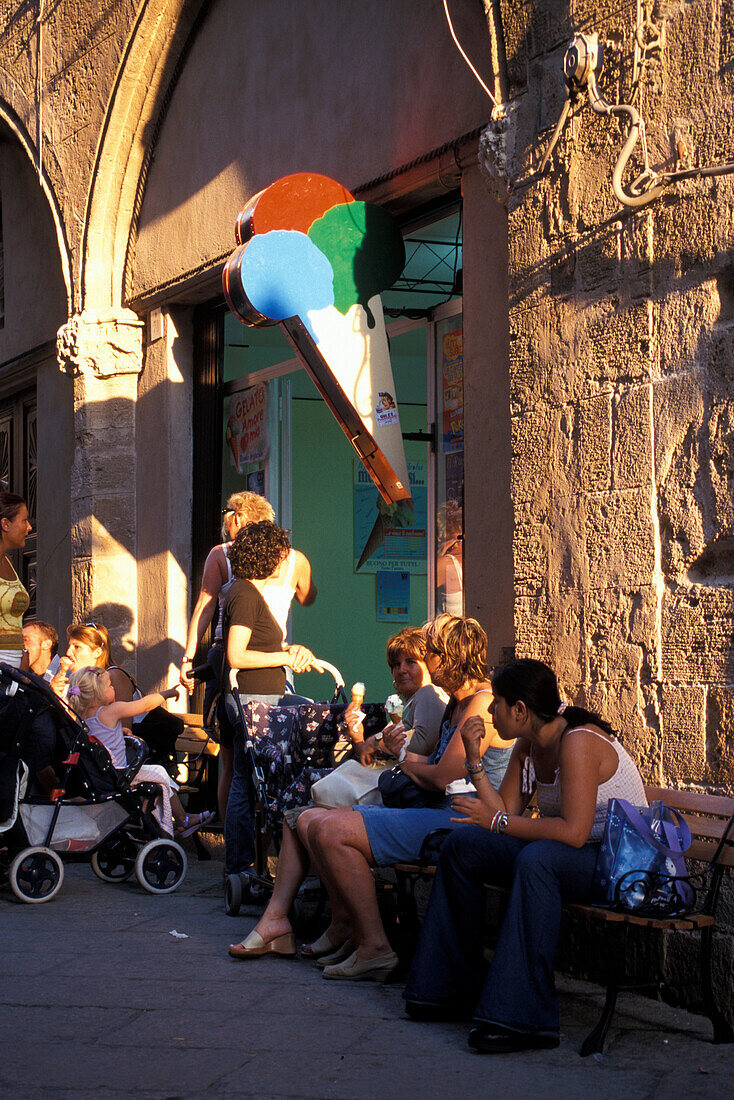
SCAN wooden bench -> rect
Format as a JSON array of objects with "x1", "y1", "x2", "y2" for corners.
[
  {"x1": 392, "y1": 784, "x2": 734, "y2": 1055},
  {"x1": 171, "y1": 714, "x2": 221, "y2": 855},
  {"x1": 172, "y1": 712, "x2": 220, "y2": 761}
]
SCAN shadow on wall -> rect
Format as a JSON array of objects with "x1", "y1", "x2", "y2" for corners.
[{"x1": 71, "y1": 365, "x2": 199, "y2": 688}]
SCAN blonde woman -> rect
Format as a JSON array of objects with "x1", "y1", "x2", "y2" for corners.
[{"x1": 294, "y1": 615, "x2": 510, "y2": 982}]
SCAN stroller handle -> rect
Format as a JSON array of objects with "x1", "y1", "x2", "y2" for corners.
[{"x1": 228, "y1": 659, "x2": 345, "y2": 694}]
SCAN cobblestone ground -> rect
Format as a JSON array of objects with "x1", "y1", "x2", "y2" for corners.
[{"x1": 1, "y1": 844, "x2": 733, "y2": 1099}]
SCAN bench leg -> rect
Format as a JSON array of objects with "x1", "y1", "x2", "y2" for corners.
[
  {"x1": 394, "y1": 871, "x2": 421, "y2": 960},
  {"x1": 580, "y1": 970, "x2": 618, "y2": 1057},
  {"x1": 700, "y1": 927, "x2": 734, "y2": 1044}
]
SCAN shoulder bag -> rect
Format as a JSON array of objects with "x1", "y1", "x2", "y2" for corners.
[{"x1": 591, "y1": 798, "x2": 696, "y2": 917}]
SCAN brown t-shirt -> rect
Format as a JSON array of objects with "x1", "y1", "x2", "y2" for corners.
[{"x1": 223, "y1": 580, "x2": 286, "y2": 696}]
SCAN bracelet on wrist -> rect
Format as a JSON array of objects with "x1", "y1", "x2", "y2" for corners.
[{"x1": 464, "y1": 758, "x2": 484, "y2": 775}]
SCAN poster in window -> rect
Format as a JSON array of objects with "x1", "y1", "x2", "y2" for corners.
[
  {"x1": 354, "y1": 460, "x2": 427, "y2": 574},
  {"x1": 442, "y1": 328, "x2": 463, "y2": 453},
  {"x1": 224, "y1": 382, "x2": 269, "y2": 473},
  {"x1": 376, "y1": 571, "x2": 410, "y2": 622}
]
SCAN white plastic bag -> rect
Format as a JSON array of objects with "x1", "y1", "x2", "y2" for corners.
[{"x1": 311, "y1": 759, "x2": 387, "y2": 808}]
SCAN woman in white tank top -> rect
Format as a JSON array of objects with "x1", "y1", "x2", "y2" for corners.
[{"x1": 406, "y1": 658, "x2": 647, "y2": 1055}]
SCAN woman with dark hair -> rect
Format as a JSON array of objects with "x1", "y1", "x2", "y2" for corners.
[
  {"x1": 0, "y1": 492, "x2": 32, "y2": 669},
  {"x1": 222, "y1": 520, "x2": 317, "y2": 879},
  {"x1": 292, "y1": 615, "x2": 509, "y2": 983},
  {"x1": 405, "y1": 658, "x2": 647, "y2": 1054},
  {"x1": 178, "y1": 491, "x2": 316, "y2": 823},
  {"x1": 0, "y1": 492, "x2": 60, "y2": 798}
]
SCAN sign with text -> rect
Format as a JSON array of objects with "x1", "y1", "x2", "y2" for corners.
[
  {"x1": 225, "y1": 383, "x2": 269, "y2": 473},
  {"x1": 442, "y1": 327, "x2": 464, "y2": 453}
]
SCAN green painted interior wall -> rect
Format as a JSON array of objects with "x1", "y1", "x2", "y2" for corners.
[{"x1": 290, "y1": 327, "x2": 429, "y2": 703}]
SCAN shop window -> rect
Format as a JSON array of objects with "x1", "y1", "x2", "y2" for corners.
[
  {"x1": 0, "y1": 390, "x2": 37, "y2": 616},
  {"x1": 435, "y1": 312, "x2": 463, "y2": 616}
]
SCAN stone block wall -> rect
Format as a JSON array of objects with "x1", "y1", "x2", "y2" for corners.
[
  {"x1": 485, "y1": 0, "x2": 734, "y2": 1018},
  {"x1": 487, "y1": 0, "x2": 734, "y2": 793}
]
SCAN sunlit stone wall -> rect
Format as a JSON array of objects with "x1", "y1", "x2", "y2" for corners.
[{"x1": 483, "y1": 0, "x2": 734, "y2": 793}]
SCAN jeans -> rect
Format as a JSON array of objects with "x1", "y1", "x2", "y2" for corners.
[
  {"x1": 405, "y1": 826, "x2": 600, "y2": 1035},
  {"x1": 223, "y1": 691, "x2": 309, "y2": 875}
]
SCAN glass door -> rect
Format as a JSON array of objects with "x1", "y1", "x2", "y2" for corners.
[{"x1": 432, "y1": 301, "x2": 464, "y2": 618}]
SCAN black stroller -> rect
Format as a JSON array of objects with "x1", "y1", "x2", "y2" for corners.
[
  {"x1": 224, "y1": 661, "x2": 387, "y2": 917},
  {"x1": 0, "y1": 663, "x2": 188, "y2": 902}
]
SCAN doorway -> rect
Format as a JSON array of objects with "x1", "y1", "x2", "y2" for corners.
[{"x1": 202, "y1": 205, "x2": 463, "y2": 703}]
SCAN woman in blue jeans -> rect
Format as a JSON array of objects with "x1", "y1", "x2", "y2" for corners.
[
  {"x1": 405, "y1": 658, "x2": 646, "y2": 1054},
  {"x1": 222, "y1": 521, "x2": 316, "y2": 875}
]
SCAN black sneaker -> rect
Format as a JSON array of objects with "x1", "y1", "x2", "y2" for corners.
[{"x1": 468, "y1": 1024, "x2": 560, "y2": 1054}]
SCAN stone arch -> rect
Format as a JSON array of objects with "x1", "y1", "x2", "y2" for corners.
[
  {"x1": 0, "y1": 99, "x2": 73, "y2": 314},
  {"x1": 81, "y1": 0, "x2": 211, "y2": 312}
]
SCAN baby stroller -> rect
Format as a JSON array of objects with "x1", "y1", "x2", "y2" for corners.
[
  {"x1": 0, "y1": 663, "x2": 188, "y2": 902},
  {"x1": 225, "y1": 661, "x2": 387, "y2": 916}
]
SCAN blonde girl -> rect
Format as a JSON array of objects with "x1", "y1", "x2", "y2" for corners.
[{"x1": 67, "y1": 667, "x2": 214, "y2": 838}]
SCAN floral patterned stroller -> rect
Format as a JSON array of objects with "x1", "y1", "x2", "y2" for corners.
[{"x1": 225, "y1": 662, "x2": 387, "y2": 916}]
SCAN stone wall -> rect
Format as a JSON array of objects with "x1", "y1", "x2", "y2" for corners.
[
  {"x1": 484, "y1": 0, "x2": 734, "y2": 793},
  {"x1": 483, "y1": 0, "x2": 734, "y2": 1015}
]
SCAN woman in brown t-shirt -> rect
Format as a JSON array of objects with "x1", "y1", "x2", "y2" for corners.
[{"x1": 222, "y1": 521, "x2": 316, "y2": 876}]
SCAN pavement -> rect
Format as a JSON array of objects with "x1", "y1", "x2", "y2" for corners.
[{"x1": 1, "y1": 843, "x2": 733, "y2": 1099}]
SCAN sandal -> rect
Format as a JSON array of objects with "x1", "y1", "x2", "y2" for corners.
[
  {"x1": 301, "y1": 931, "x2": 345, "y2": 959},
  {"x1": 176, "y1": 810, "x2": 216, "y2": 838}
]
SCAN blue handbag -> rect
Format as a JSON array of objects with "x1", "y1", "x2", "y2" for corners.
[{"x1": 591, "y1": 798, "x2": 696, "y2": 917}]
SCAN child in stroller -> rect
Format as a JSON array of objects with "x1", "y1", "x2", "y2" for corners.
[
  {"x1": 0, "y1": 662, "x2": 190, "y2": 901},
  {"x1": 65, "y1": 666, "x2": 215, "y2": 838}
]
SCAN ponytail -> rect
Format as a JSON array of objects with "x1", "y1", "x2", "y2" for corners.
[{"x1": 492, "y1": 658, "x2": 615, "y2": 735}]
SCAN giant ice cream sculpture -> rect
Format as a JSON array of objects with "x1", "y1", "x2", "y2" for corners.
[{"x1": 223, "y1": 173, "x2": 410, "y2": 504}]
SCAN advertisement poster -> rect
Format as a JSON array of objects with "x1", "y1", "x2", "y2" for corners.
[
  {"x1": 224, "y1": 383, "x2": 269, "y2": 474},
  {"x1": 442, "y1": 328, "x2": 464, "y2": 453},
  {"x1": 354, "y1": 460, "x2": 427, "y2": 574},
  {"x1": 376, "y1": 571, "x2": 410, "y2": 622}
]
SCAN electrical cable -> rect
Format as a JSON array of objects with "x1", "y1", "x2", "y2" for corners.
[{"x1": 442, "y1": 0, "x2": 498, "y2": 109}]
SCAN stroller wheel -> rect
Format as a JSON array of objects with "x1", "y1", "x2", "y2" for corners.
[
  {"x1": 224, "y1": 873, "x2": 243, "y2": 916},
  {"x1": 135, "y1": 839, "x2": 188, "y2": 894},
  {"x1": 91, "y1": 835, "x2": 138, "y2": 883},
  {"x1": 9, "y1": 847, "x2": 64, "y2": 904},
  {"x1": 244, "y1": 874, "x2": 271, "y2": 906}
]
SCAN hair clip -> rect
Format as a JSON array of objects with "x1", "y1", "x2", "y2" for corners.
[{"x1": 67, "y1": 685, "x2": 81, "y2": 697}]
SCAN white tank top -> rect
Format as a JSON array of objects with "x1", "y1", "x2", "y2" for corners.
[
  {"x1": 531, "y1": 728, "x2": 647, "y2": 841},
  {"x1": 215, "y1": 545, "x2": 297, "y2": 642},
  {"x1": 214, "y1": 544, "x2": 236, "y2": 643}
]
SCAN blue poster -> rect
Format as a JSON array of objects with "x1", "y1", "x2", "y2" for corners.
[
  {"x1": 354, "y1": 460, "x2": 427, "y2": 574},
  {"x1": 376, "y1": 572, "x2": 410, "y2": 621}
]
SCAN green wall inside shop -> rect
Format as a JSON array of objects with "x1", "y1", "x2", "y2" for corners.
[{"x1": 289, "y1": 328, "x2": 429, "y2": 705}]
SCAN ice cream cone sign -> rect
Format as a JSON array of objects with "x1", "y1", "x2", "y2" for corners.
[{"x1": 223, "y1": 173, "x2": 410, "y2": 504}]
